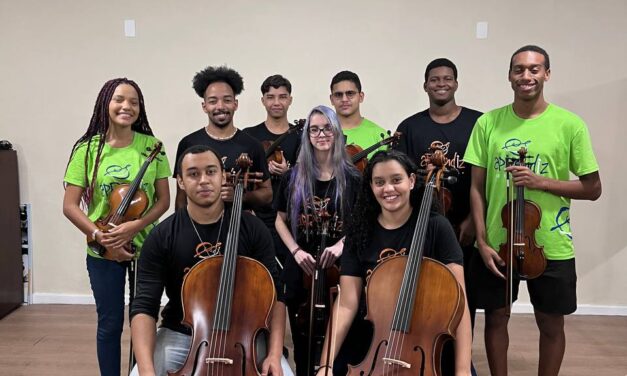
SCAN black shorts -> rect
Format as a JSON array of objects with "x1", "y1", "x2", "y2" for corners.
[{"x1": 471, "y1": 255, "x2": 577, "y2": 315}]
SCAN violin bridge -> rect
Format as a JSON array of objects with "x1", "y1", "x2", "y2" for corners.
[
  {"x1": 205, "y1": 358, "x2": 234, "y2": 365},
  {"x1": 513, "y1": 242, "x2": 525, "y2": 247},
  {"x1": 382, "y1": 358, "x2": 411, "y2": 369}
]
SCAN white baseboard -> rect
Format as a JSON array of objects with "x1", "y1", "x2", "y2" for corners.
[
  {"x1": 33, "y1": 293, "x2": 627, "y2": 316},
  {"x1": 33, "y1": 293, "x2": 169, "y2": 306}
]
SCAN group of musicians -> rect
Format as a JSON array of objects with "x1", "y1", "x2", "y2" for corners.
[{"x1": 63, "y1": 44, "x2": 602, "y2": 376}]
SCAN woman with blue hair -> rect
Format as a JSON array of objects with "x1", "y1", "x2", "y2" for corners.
[{"x1": 275, "y1": 105, "x2": 361, "y2": 375}]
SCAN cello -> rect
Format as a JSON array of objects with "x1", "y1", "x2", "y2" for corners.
[
  {"x1": 499, "y1": 147, "x2": 546, "y2": 308},
  {"x1": 295, "y1": 208, "x2": 340, "y2": 376},
  {"x1": 169, "y1": 154, "x2": 275, "y2": 376},
  {"x1": 348, "y1": 149, "x2": 464, "y2": 376}
]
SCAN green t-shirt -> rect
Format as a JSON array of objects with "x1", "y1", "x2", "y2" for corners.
[
  {"x1": 64, "y1": 132, "x2": 172, "y2": 258},
  {"x1": 464, "y1": 103, "x2": 599, "y2": 260},
  {"x1": 343, "y1": 118, "x2": 388, "y2": 159}
]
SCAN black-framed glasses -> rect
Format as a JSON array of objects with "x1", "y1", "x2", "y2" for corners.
[
  {"x1": 308, "y1": 125, "x2": 334, "y2": 136},
  {"x1": 331, "y1": 90, "x2": 358, "y2": 100}
]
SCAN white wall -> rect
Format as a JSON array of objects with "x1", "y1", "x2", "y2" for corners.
[{"x1": 1, "y1": 0, "x2": 625, "y2": 312}]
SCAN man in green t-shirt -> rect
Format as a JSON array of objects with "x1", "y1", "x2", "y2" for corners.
[
  {"x1": 329, "y1": 70, "x2": 387, "y2": 160},
  {"x1": 464, "y1": 45, "x2": 602, "y2": 376}
]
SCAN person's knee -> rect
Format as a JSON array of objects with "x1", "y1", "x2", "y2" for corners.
[
  {"x1": 535, "y1": 312, "x2": 564, "y2": 338},
  {"x1": 485, "y1": 308, "x2": 510, "y2": 330}
]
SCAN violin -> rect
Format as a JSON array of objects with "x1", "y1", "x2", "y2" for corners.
[
  {"x1": 294, "y1": 209, "x2": 340, "y2": 376},
  {"x1": 499, "y1": 148, "x2": 546, "y2": 306},
  {"x1": 86, "y1": 142, "x2": 163, "y2": 255},
  {"x1": 263, "y1": 119, "x2": 306, "y2": 164},
  {"x1": 169, "y1": 154, "x2": 275, "y2": 376},
  {"x1": 347, "y1": 132, "x2": 401, "y2": 173},
  {"x1": 349, "y1": 149, "x2": 464, "y2": 376}
]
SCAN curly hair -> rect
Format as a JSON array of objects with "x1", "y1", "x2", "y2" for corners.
[
  {"x1": 192, "y1": 65, "x2": 244, "y2": 98},
  {"x1": 65, "y1": 78, "x2": 153, "y2": 207},
  {"x1": 346, "y1": 149, "x2": 432, "y2": 259}
]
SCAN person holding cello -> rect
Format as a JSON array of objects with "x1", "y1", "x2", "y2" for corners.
[
  {"x1": 129, "y1": 145, "x2": 292, "y2": 376},
  {"x1": 244, "y1": 74, "x2": 301, "y2": 266},
  {"x1": 274, "y1": 105, "x2": 361, "y2": 376},
  {"x1": 464, "y1": 45, "x2": 602, "y2": 376},
  {"x1": 394, "y1": 58, "x2": 483, "y2": 375},
  {"x1": 63, "y1": 78, "x2": 171, "y2": 376}
]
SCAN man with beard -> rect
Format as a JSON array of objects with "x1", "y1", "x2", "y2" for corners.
[
  {"x1": 174, "y1": 66, "x2": 272, "y2": 210},
  {"x1": 329, "y1": 70, "x2": 386, "y2": 159},
  {"x1": 394, "y1": 57, "x2": 482, "y2": 376},
  {"x1": 130, "y1": 145, "x2": 291, "y2": 376},
  {"x1": 244, "y1": 75, "x2": 301, "y2": 266},
  {"x1": 464, "y1": 45, "x2": 601, "y2": 376}
]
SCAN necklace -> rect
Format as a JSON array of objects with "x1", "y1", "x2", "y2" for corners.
[
  {"x1": 189, "y1": 207, "x2": 225, "y2": 258},
  {"x1": 205, "y1": 126, "x2": 238, "y2": 141}
]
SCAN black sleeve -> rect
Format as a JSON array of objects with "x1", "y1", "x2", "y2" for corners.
[
  {"x1": 249, "y1": 137, "x2": 271, "y2": 181},
  {"x1": 243, "y1": 214, "x2": 285, "y2": 302},
  {"x1": 273, "y1": 172, "x2": 290, "y2": 213},
  {"x1": 172, "y1": 136, "x2": 190, "y2": 178},
  {"x1": 431, "y1": 214, "x2": 464, "y2": 266},
  {"x1": 130, "y1": 227, "x2": 167, "y2": 321},
  {"x1": 393, "y1": 120, "x2": 410, "y2": 154},
  {"x1": 340, "y1": 236, "x2": 363, "y2": 278}
]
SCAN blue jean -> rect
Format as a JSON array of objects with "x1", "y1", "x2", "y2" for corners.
[
  {"x1": 130, "y1": 327, "x2": 294, "y2": 376},
  {"x1": 87, "y1": 255, "x2": 130, "y2": 376}
]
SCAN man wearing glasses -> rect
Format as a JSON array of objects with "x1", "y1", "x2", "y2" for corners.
[{"x1": 329, "y1": 70, "x2": 387, "y2": 159}]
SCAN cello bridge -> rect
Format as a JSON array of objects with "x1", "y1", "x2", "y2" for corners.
[
  {"x1": 205, "y1": 357, "x2": 234, "y2": 365},
  {"x1": 382, "y1": 357, "x2": 411, "y2": 369}
]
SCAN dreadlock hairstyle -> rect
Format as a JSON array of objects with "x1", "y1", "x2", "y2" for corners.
[
  {"x1": 287, "y1": 105, "x2": 360, "y2": 238},
  {"x1": 65, "y1": 78, "x2": 154, "y2": 207},
  {"x1": 347, "y1": 149, "x2": 430, "y2": 259}
]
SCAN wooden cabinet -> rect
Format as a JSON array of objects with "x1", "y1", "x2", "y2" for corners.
[{"x1": 0, "y1": 150, "x2": 23, "y2": 318}]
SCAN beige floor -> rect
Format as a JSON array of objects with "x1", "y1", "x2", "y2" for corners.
[{"x1": 0, "y1": 305, "x2": 626, "y2": 375}]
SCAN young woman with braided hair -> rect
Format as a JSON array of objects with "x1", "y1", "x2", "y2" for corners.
[{"x1": 63, "y1": 78, "x2": 171, "y2": 375}]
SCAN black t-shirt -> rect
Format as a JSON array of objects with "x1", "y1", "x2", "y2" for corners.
[
  {"x1": 243, "y1": 122, "x2": 302, "y2": 226},
  {"x1": 274, "y1": 171, "x2": 361, "y2": 300},
  {"x1": 342, "y1": 210, "x2": 464, "y2": 284},
  {"x1": 394, "y1": 107, "x2": 482, "y2": 226},
  {"x1": 129, "y1": 207, "x2": 281, "y2": 335},
  {"x1": 173, "y1": 128, "x2": 270, "y2": 181}
]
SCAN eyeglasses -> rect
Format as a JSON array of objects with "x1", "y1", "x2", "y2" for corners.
[
  {"x1": 308, "y1": 125, "x2": 334, "y2": 136},
  {"x1": 331, "y1": 90, "x2": 358, "y2": 100}
]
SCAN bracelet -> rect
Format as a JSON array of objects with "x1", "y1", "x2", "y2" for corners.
[
  {"x1": 291, "y1": 247, "x2": 302, "y2": 256},
  {"x1": 91, "y1": 228, "x2": 101, "y2": 240}
]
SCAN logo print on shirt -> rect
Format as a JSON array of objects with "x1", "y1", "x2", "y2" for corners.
[
  {"x1": 104, "y1": 164, "x2": 132, "y2": 180},
  {"x1": 494, "y1": 139, "x2": 549, "y2": 175},
  {"x1": 419, "y1": 141, "x2": 465, "y2": 174},
  {"x1": 298, "y1": 196, "x2": 343, "y2": 238},
  {"x1": 194, "y1": 241, "x2": 222, "y2": 259},
  {"x1": 366, "y1": 247, "x2": 407, "y2": 283},
  {"x1": 550, "y1": 207, "x2": 572, "y2": 240}
]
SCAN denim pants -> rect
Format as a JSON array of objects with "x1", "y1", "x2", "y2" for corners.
[
  {"x1": 87, "y1": 255, "x2": 131, "y2": 376},
  {"x1": 130, "y1": 327, "x2": 294, "y2": 376}
]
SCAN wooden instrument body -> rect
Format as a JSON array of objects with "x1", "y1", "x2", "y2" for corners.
[
  {"x1": 498, "y1": 198, "x2": 546, "y2": 280},
  {"x1": 349, "y1": 256, "x2": 464, "y2": 376},
  {"x1": 169, "y1": 256, "x2": 275, "y2": 376}
]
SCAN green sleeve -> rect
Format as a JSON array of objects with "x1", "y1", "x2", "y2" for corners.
[
  {"x1": 569, "y1": 121, "x2": 599, "y2": 176},
  {"x1": 155, "y1": 143, "x2": 172, "y2": 179},
  {"x1": 64, "y1": 142, "x2": 89, "y2": 187}
]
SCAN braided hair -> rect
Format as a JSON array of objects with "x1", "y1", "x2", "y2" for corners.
[{"x1": 65, "y1": 78, "x2": 154, "y2": 207}]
